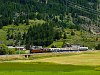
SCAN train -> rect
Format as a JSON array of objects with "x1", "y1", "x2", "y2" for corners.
[
  {"x1": 30, "y1": 48, "x2": 51, "y2": 53},
  {"x1": 30, "y1": 46, "x2": 51, "y2": 53},
  {"x1": 30, "y1": 46, "x2": 88, "y2": 53}
]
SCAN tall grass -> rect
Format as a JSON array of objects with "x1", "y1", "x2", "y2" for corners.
[{"x1": 0, "y1": 62, "x2": 99, "y2": 75}]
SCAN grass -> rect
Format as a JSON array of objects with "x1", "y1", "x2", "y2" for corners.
[
  {"x1": 0, "y1": 51, "x2": 100, "y2": 75},
  {"x1": 16, "y1": 50, "x2": 30, "y2": 54},
  {"x1": 0, "y1": 62, "x2": 99, "y2": 75},
  {"x1": 33, "y1": 51, "x2": 100, "y2": 66},
  {"x1": 29, "y1": 19, "x2": 45, "y2": 24},
  {"x1": 48, "y1": 41, "x2": 63, "y2": 48},
  {"x1": 29, "y1": 52, "x2": 78, "y2": 60},
  {"x1": 0, "y1": 71, "x2": 100, "y2": 75}
]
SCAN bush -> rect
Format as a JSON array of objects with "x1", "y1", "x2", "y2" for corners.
[
  {"x1": 8, "y1": 48, "x2": 16, "y2": 54},
  {"x1": 71, "y1": 31, "x2": 75, "y2": 36},
  {"x1": 0, "y1": 44, "x2": 8, "y2": 55},
  {"x1": 95, "y1": 44, "x2": 100, "y2": 50},
  {"x1": 51, "y1": 45, "x2": 57, "y2": 48},
  {"x1": 63, "y1": 33, "x2": 67, "y2": 39},
  {"x1": 0, "y1": 44, "x2": 16, "y2": 55}
]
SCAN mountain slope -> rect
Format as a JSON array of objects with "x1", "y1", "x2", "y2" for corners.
[
  {"x1": 0, "y1": 0, "x2": 99, "y2": 27},
  {"x1": 0, "y1": 0, "x2": 100, "y2": 48}
]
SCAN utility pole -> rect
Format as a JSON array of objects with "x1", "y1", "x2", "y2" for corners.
[{"x1": 18, "y1": 40, "x2": 20, "y2": 55}]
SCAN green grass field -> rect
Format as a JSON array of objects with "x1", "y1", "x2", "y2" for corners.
[
  {"x1": 34, "y1": 51, "x2": 100, "y2": 66},
  {"x1": 0, "y1": 62, "x2": 100, "y2": 75},
  {"x1": 0, "y1": 51, "x2": 100, "y2": 75}
]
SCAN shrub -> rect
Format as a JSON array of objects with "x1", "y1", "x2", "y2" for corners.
[
  {"x1": 8, "y1": 48, "x2": 16, "y2": 54},
  {"x1": 0, "y1": 44, "x2": 8, "y2": 55},
  {"x1": 71, "y1": 31, "x2": 75, "y2": 36},
  {"x1": 63, "y1": 33, "x2": 67, "y2": 39},
  {"x1": 95, "y1": 44, "x2": 100, "y2": 50}
]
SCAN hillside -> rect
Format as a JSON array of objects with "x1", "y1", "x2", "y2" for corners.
[
  {"x1": 0, "y1": 0, "x2": 100, "y2": 49},
  {"x1": 0, "y1": 0, "x2": 100, "y2": 28}
]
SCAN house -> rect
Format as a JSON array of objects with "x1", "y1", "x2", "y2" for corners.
[
  {"x1": 30, "y1": 46, "x2": 42, "y2": 50},
  {"x1": 79, "y1": 47, "x2": 88, "y2": 51},
  {"x1": 8, "y1": 46, "x2": 26, "y2": 50},
  {"x1": 62, "y1": 43, "x2": 71, "y2": 48},
  {"x1": 71, "y1": 45, "x2": 80, "y2": 50},
  {"x1": 8, "y1": 46, "x2": 16, "y2": 49},
  {"x1": 39, "y1": 0, "x2": 48, "y2": 4},
  {"x1": 15, "y1": 46, "x2": 26, "y2": 50}
]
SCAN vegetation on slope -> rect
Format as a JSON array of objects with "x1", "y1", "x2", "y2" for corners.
[{"x1": 0, "y1": 0, "x2": 100, "y2": 49}]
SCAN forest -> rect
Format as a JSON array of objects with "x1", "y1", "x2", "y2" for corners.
[
  {"x1": 0, "y1": 0, "x2": 100, "y2": 48},
  {"x1": 0, "y1": 0, "x2": 99, "y2": 26}
]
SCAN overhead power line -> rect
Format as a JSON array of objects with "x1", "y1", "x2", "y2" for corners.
[
  {"x1": 67, "y1": 0, "x2": 100, "y2": 13},
  {"x1": 65, "y1": 0, "x2": 100, "y2": 16}
]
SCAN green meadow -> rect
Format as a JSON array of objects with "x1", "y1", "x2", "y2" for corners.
[
  {"x1": 0, "y1": 51, "x2": 100, "y2": 75},
  {"x1": 0, "y1": 62, "x2": 100, "y2": 75}
]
